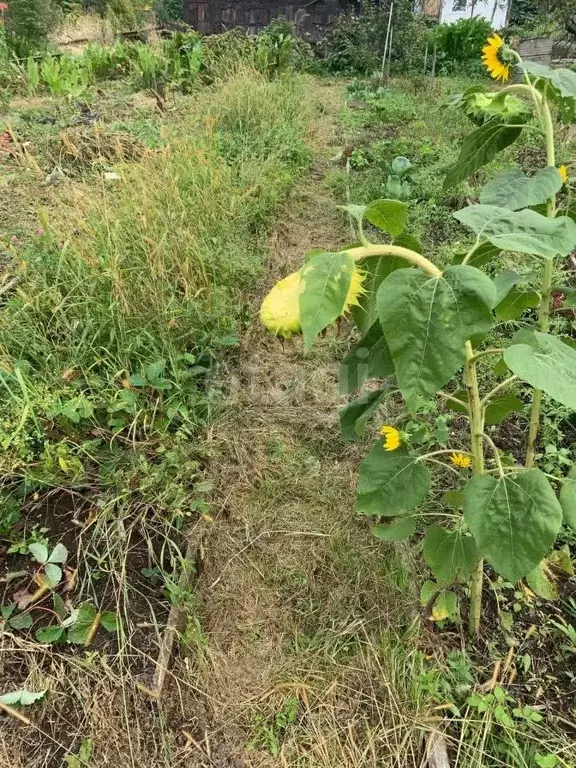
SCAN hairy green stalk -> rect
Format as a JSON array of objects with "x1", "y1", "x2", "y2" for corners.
[
  {"x1": 525, "y1": 95, "x2": 557, "y2": 468},
  {"x1": 348, "y1": 244, "x2": 442, "y2": 277},
  {"x1": 465, "y1": 340, "x2": 485, "y2": 638}
]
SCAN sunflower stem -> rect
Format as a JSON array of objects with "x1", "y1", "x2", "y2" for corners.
[
  {"x1": 347, "y1": 245, "x2": 441, "y2": 278},
  {"x1": 465, "y1": 340, "x2": 485, "y2": 638},
  {"x1": 525, "y1": 94, "x2": 557, "y2": 469}
]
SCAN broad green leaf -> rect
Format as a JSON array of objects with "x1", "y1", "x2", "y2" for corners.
[
  {"x1": 484, "y1": 394, "x2": 523, "y2": 426},
  {"x1": 480, "y1": 168, "x2": 562, "y2": 211},
  {"x1": 339, "y1": 322, "x2": 394, "y2": 395},
  {"x1": 67, "y1": 603, "x2": 100, "y2": 646},
  {"x1": 0, "y1": 689, "x2": 46, "y2": 706},
  {"x1": 454, "y1": 205, "x2": 576, "y2": 259},
  {"x1": 493, "y1": 357, "x2": 509, "y2": 377},
  {"x1": 351, "y1": 256, "x2": 405, "y2": 335},
  {"x1": 53, "y1": 593, "x2": 66, "y2": 621},
  {"x1": 340, "y1": 387, "x2": 388, "y2": 442},
  {"x1": 431, "y1": 591, "x2": 458, "y2": 622},
  {"x1": 443, "y1": 490, "x2": 464, "y2": 509},
  {"x1": 453, "y1": 241, "x2": 500, "y2": 269},
  {"x1": 420, "y1": 580, "x2": 437, "y2": 605},
  {"x1": 0, "y1": 691, "x2": 22, "y2": 705},
  {"x1": 9, "y1": 612, "x2": 33, "y2": 630},
  {"x1": 504, "y1": 331, "x2": 576, "y2": 410},
  {"x1": 19, "y1": 689, "x2": 47, "y2": 706},
  {"x1": 511, "y1": 328, "x2": 538, "y2": 348},
  {"x1": 464, "y1": 470, "x2": 563, "y2": 582},
  {"x1": 36, "y1": 625, "x2": 65, "y2": 643},
  {"x1": 28, "y1": 543, "x2": 48, "y2": 565},
  {"x1": 392, "y1": 232, "x2": 422, "y2": 253},
  {"x1": 145, "y1": 360, "x2": 166, "y2": 383},
  {"x1": 299, "y1": 252, "x2": 355, "y2": 348},
  {"x1": 495, "y1": 288, "x2": 540, "y2": 321},
  {"x1": 526, "y1": 562, "x2": 558, "y2": 600},
  {"x1": 445, "y1": 389, "x2": 468, "y2": 414},
  {"x1": 47, "y1": 543, "x2": 68, "y2": 564},
  {"x1": 377, "y1": 265, "x2": 495, "y2": 410},
  {"x1": 521, "y1": 61, "x2": 576, "y2": 99},
  {"x1": 44, "y1": 563, "x2": 62, "y2": 588},
  {"x1": 339, "y1": 203, "x2": 366, "y2": 225},
  {"x1": 357, "y1": 443, "x2": 430, "y2": 517},
  {"x1": 391, "y1": 156, "x2": 412, "y2": 176},
  {"x1": 549, "y1": 545, "x2": 574, "y2": 575},
  {"x1": 364, "y1": 199, "x2": 407, "y2": 237},
  {"x1": 423, "y1": 525, "x2": 477, "y2": 585},
  {"x1": 444, "y1": 118, "x2": 524, "y2": 190},
  {"x1": 128, "y1": 374, "x2": 147, "y2": 387},
  {"x1": 560, "y1": 466, "x2": 576, "y2": 530},
  {"x1": 560, "y1": 335, "x2": 576, "y2": 351},
  {"x1": 494, "y1": 270, "x2": 521, "y2": 305},
  {"x1": 1, "y1": 603, "x2": 16, "y2": 620},
  {"x1": 372, "y1": 518, "x2": 416, "y2": 541},
  {"x1": 100, "y1": 611, "x2": 119, "y2": 633},
  {"x1": 303, "y1": 247, "x2": 328, "y2": 263}
]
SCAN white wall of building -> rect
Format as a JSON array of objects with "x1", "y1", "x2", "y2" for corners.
[{"x1": 440, "y1": 0, "x2": 509, "y2": 29}]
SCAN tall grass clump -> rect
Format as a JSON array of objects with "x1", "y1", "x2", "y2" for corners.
[{"x1": 0, "y1": 69, "x2": 312, "y2": 506}]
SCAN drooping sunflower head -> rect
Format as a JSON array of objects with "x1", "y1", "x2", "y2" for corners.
[
  {"x1": 481, "y1": 34, "x2": 512, "y2": 82},
  {"x1": 259, "y1": 270, "x2": 303, "y2": 338},
  {"x1": 450, "y1": 452, "x2": 471, "y2": 469},
  {"x1": 380, "y1": 425, "x2": 401, "y2": 452},
  {"x1": 558, "y1": 165, "x2": 569, "y2": 185},
  {"x1": 260, "y1": 263, "x2": 365, "y2": 339}
]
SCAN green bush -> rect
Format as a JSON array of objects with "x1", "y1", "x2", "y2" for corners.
[
  {"x1": 153, "y1": 0, "x2": 184, "y2": 22},
  {"x1": 431, "y1": 17, "x2": 493, "y2": 75},
  {"x1": 4, "y1": 0, "x2": 61, "y2": 57},
  {"x1": 320, "y1": 0, "x2": 429, "y2": 75}
]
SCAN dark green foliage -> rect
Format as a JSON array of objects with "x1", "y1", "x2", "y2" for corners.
[
  {"x1": 4, "y1": 0, "x2": 60, "y2": 57},
  {"x1": 432, "y1": 17, "x2": 493, "y2": 76},
  {"x1": 320, "y1": 0, "x2": 429, "y2": 75},
  {"x1": 153, "y1": 0, "x2": 184, "y2": 22}
]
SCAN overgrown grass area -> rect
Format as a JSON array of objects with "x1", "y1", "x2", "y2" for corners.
[
  {"x1": 1, "y1": 68, "x2": 311, "y2": 502},
  {"x1": 0, "y1": 54, "x2": 318, "y2": 763},
  {"x1": 1, "y1": 27, "x2": 576, "y2": 768}
]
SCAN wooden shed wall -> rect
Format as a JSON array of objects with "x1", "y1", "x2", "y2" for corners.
[{"x1": 184, "y1": 0, "x2": 341, "y2": 36}]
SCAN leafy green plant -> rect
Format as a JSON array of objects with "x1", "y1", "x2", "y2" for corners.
[
  {"x1": 431, "y1": 17, "x2": 494, "y2": 76},
  {"x1": 0, "y1": 688, "x2": 47, "y2": 706},
  {"x1": 385, "y1": 155, "x2": 412, "y2": 200},
  {"x1": 247, "y1": 696, "x2": 299, "y2": 756},
  {"x1": 39, "y1": 54, "x2": 90, "y2": 98},
  {"x1": 4, "y1": 0, "x2": 60, "y2": 57},
  {"x1": 321, "y1": 0, "x2": 428, "y2": 76},
  {"x1": 260, "y1": 40, "x2": 576, "y2": 638}
]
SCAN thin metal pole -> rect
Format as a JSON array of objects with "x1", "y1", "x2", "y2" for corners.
[{"x1": 422, "y1": 42, "x2": 429, "y2": 77}]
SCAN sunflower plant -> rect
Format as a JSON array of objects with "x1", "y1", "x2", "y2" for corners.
[{"x1": 260, "y1": 38, "x2": 576, "y2": 637}]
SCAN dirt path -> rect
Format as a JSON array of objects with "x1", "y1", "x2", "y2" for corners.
[{"x1": 170, "y1": 80, "x2": 421, "y2": 768}]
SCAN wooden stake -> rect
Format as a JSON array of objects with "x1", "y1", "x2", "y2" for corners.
[
  {"x1": 380, "y1": 1, "x2": 394, "y2": 84},
  {"x1": 152, "y1": 528, "x2": 204, "y2": 698}
]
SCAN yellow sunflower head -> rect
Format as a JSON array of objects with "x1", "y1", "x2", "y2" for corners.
[
  {"x1": 558, "y1": 165, "x2": 569, "y2": 185},
  {"x1": 259, "y1": 270, "x2": 303, "y2": 338},
  {"x1": 259, "y1": 263, "x2": 365, "y2": 338},
  {"x1": 380, "y1": 425, "x2": 401, "y2": 452},
  {"x1": 481, "y1": 34, "x2": 511, "y2": 82},
  {"x1": 450, "y1": 452, "x2": 471, "y2": 469}
]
